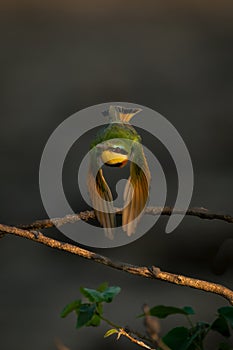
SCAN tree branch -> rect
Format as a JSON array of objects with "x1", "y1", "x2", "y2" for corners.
[
  {"x1": 17, "y1": 206, "x2": 233, "y2": 230},
  {"x1": 0, "y1": 207, "x2": 233, "y2": 305}
]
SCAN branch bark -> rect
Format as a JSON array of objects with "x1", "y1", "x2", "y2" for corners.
[
  {"x1": 18, "y1": 206, "x2": 233, "y2": 230},
  {"x1": 0, "y1": 206, "x2": 233, "y2": 305}
]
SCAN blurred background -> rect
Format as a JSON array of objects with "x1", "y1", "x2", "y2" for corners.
[{"x1": 0, "y1": 1, "x2": 233, "y2": 349}]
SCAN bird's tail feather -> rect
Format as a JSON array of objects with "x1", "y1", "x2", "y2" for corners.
[{"x1": 102, "y1": 105, "x2": 142, "y2": 123}]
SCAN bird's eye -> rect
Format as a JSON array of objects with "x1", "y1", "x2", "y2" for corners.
[{"x1": 114, "y1": 147, "x2": 128, "y2": 155}]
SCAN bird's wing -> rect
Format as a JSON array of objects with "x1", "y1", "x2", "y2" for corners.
[
  {"x1": 122, "y1": 142, "x2": 150, "y2": 236},
  {"x1": 87, "y1": 147, "x2": 116, "y2": 239}
]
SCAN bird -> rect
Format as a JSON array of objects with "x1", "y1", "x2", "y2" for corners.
[{"x1": 87, "y1": 105, "x2": 151, "y2": 239}]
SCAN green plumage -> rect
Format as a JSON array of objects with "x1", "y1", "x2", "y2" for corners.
[{"x1": 90, "y1": 123, "x2": 141, "y2": 149}]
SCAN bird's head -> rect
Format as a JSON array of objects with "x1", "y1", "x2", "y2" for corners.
[{"x1": 96, "y1": 140, "x2": 130, "y2": 168}]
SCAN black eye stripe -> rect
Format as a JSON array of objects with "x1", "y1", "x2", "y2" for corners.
[{"x1": 109, "y1": 147, "x2": 128, "y2": 155}]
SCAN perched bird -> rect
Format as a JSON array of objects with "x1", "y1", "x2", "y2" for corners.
[{"x1": 87, "y1": 105, "x2": 151, "y2": 239}]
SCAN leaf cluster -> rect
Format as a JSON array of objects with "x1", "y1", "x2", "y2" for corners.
[
  {"x1": 60, "y1": 282, "x2": 120, "y2": 329},
  {"x1": 142, "y1": 305, "x2": 233, "y2": 350},
  {"x1": 61, "y1": 283, "x2": 233, "y2": 349}
]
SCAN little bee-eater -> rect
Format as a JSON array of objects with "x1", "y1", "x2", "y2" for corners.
[{"x1": 87, "y1": 106, "x2": 151, "y2": 239}]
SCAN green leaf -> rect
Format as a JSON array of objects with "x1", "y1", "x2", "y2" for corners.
[
  {"x1": 182, "y1": 306, "x2": 195, "y2": 315},
  {"x1": 149, "y1": 305, "x2": 193, "y2": 319},
  {"x1": 86, "y1": 314, "x2": 101, "y2": 327},
  {"x1": 101, "y1": 286, "x2": 121, "y2": 303},
  {"x1": 218, "y1": 307, "x2": 233, "y2": 328},
  {"x1": 97, "y1": 282, "x2": 109, "y2": 292},
  {"x1": 80, "y1": 287, "x2": 104, "y2": 303},
  {"x1": 163, "y1": 327, "x2": 190, "y2": 350},
  {"x1": 218, "y1": 341, "x2": 233, "y2": 350},
  {"x1": 211, "y1": 316, "x2": 230, "y2": 337},
  {"x1": 79, "y1": 286, "x2": 121, "y2": 303},
  {"x1": 76, "y1": 304, "x2": 96, "y2": 329},
  {"x1": 96, "y1": 303, "x2": 103, "y2": 317},
  {"x1": 60, "y1": 300, "x2": 82, "y2": 318},
  {"x1": 196, "y1": 321, "x2": 210, "y2": 328},
  {"x1": 104, "y1": 328, "x2": 118, "y2": 338},
  {"x1": 184, "y1": 323, "x2": 208, "y2": 350}
]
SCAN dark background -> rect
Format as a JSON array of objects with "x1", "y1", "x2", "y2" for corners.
[{"x1": 0, "y1": 1, "x2": 233, "y2": 349}]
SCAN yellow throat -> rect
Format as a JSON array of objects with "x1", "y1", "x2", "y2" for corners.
[{"x1": 101, "y1": 150, "x2": 128, "y2": 165}]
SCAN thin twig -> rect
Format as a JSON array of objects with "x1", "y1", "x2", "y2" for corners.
[
  {"x1": 126, "y1": 328, "x2": 155, "y2": 346},
  {"x1": 18, "y1": 206, "x2": 233, "y2": 230},
  {"x1": 146, "y1": 206, "x2": 233, "y2": 223},
  {"x1": 0, "y1": 222, "x2": 233, "y2": 305},
  {"x1": 127, "y1": 327, "x2": 170, "y2": 350},
  {"x1": 101, "y1": 313, "x2": 155, "y2": 348},
  {"x1": 143, "y1": 304, "x2": 171, "y2": 350},
  {"x1": 117, "y1": 328, "x2": 155, "y2": 350}
]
